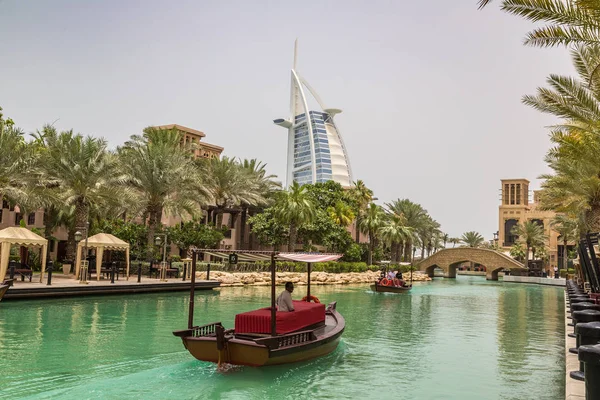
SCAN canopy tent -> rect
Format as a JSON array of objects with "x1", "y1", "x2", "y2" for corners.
[
  {"x1": 0, "y1": 227, "x2": 48, "y2": 283},
  {"x1": 75, "y1": 233, "x2": 130, "y2": 281}
]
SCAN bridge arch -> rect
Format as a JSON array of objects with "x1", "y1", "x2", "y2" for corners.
[{"x1": 417, "y1": 248, "x2": 525, "y2": 281}]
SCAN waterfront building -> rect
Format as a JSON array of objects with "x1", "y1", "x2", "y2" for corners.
[
  {"x1": 273, "y1": 40, "x2": 353, "y2": 188},
  {"x1": 497, "y1": 178, "x2": 573, "y2": 269},
  {"x1": 154, "y1": 124, "x2": 223, "y2": 159}
]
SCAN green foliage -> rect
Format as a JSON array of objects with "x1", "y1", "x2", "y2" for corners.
[
  {"x1": 560, "y1": 269, "x2": 568, "y2": 278},
  {"x1": 207, "y1": 260, "x2": 370, "y2": 273},
  {"x1": 342, "y1": 243, "x2": 364, "y2": 262},
  {"x1": 460, "y1": 231, "x2": 485, "y2": 248},
  {"x1": 94, "y1": 219, "x2": 148, "y2": 259},
  {"x1": 247, "y1": 208, "x2": 289, "y2": 247},
  {"x1": 567, "y1": 268, "x2": 576, "y2": 274},
  {"x1": 166, "y1": 220, "x2": 225, "y2": 254},
  {"x1": 510, "y1": 243, "x2": 526, "y2": 261}
]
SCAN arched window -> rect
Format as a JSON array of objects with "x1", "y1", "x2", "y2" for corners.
[{"x1": 504, "y1": 219, "x2": 519, "y2": 246}]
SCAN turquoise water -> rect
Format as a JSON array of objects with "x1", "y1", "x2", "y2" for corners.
[{"x1": 0, "y1": 277, "x2": 565, "y2": 399}]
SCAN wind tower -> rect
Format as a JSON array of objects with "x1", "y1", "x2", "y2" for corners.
[{"x1": 273, "y1": 39, "x2": 353, "y2": 188}]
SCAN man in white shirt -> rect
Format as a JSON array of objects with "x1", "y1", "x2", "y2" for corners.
[{"x1": 276, "y1": 282, "x2": 295, "y2": 312}]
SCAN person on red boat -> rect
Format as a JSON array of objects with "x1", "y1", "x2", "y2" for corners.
[
  {"x1": 395, "y1": 270, "x2": 405, "y2": 287},
  {"x1": 276, "y1": 282, "x2": 295, "y2": 312}
]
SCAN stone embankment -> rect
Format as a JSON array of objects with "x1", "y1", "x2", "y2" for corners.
[{"x1": 196, "y1": 270, "x2": 432, "y2": 287}]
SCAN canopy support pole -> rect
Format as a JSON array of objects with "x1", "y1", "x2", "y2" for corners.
[
  {"x1": 306, "y1": 262, "x2": 311, "y2": 301},
  {"x1": 270, "y1": 252, "x2": 276, "y2": 337},
  {"x1": 188, "y1": 251, "x2": 197, "y2": 329}
]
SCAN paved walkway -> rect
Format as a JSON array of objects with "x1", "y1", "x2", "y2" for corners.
[
  {"x1": 3, "y1": 273, "x2": 219, "y2": 300},
  {"x1": 565, "y1": 295, "x2": 585, "y2": 400}
]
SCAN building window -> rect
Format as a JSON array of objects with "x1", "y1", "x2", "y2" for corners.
[
  {"x1": 503, "y1": 184, "x2": 509, "y2": 205},
  {"x1": 28, "y1": 213, "x2": 35, "y2": 225},
  {"x1": 0, "y1": 209, "x2": 2, "y2": 223},
  {"x1": 510, "y1": 184, "x2": 515, "y2": 205},
  {"x1": 49, "y1": 240, "x2": 55, "y2": 252},
  {"x1": 516, "y1": 184, "x2": 521, "y2": 205},
  {"x1": 15, "y1": 213, "x2": 22, "y2": 225},
  {"x1": 1, "y1": 200, "x2": 8, "y2": 209}
]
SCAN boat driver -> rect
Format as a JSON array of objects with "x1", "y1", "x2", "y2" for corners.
[{"x1": 276, "y1": 282, "x2": 295, "y2": 312}]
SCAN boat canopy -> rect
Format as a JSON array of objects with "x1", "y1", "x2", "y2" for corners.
[{"x1": 197, "y1": 250, "x2": 342, "y2": 263}]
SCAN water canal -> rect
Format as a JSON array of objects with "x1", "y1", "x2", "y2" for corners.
[{"x1": 0, "y1": 276, "x2": 565, "y2": 399}]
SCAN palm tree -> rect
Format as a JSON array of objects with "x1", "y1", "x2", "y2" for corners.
[
  {"x1": 349, "y1": 180, "x2": 373, "y2": 243},
  {"x1": 328, "y1": 201, "x2": 355, "y2": 226},
  {"x1": 479, "y1": 1, "x2": 600, "y2": 80},
  {"x1": 379, "y1": 213, "x2": 413, "y2": 263},
  {"x1": 359, "y1": 203, "x2": 386, "y2": 265},
  {"x1": 442, "y1": 233, "x2": 450, "y2": 248},
  {"x1": 238, "y1": 158, "x2": 280, "y2": 249},
  {"x1": 386, "y1": 199, "x2": 429, "y2": 262},
  {"x1": 511, "y1": 221, "x2": 547, "y2": 269},
  {"x1": 0, "y1": 111, "x2": 39, "y2": 207},
  {"x1": 202, "y1": 156, "x2": 268, "y2": 227},
  {"x1": 460, "y1": 231, "x2": 485, "y2": 247},
  {"x1": 118, "y1": 126, "x2": 208, "y2": 258},
  {"x1": 417, "y1": 216, "x2": 441, "y2": 259},
  {"x1": 449, "y1": 237, "x2": 461, "y2": 248},
  {"x1": 39, "y1": 126, "x2": 126, "y2": 261},
  {"x1": 551, "y1": 214, "x2": 579, "y2": 270},
  {"x1": 273, "y1": 181, "x2": 316, "y2": 252}
]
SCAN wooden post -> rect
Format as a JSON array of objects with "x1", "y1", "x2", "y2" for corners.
[
  {"x1": 188, "y1": 251, "x2": 197, "y2": 329},
  {"x1": 306, "y1": 262, "x2": 311, "y2": 301},
  {"x1": 270, "y1": 252, "x2": 276, "y2": 337}
]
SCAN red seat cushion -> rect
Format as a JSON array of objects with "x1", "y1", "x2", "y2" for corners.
[{"x1": 235, "y1": 300, "x2": 325, "y2": 334}]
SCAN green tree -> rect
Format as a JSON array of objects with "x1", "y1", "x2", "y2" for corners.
[
  {"x1": 167, "y1": 221, "x2": 225, "y2": 256},
  {"x1": 510, "y1": 243, "x2": 527, "y2": 262},
  {"x1": 551, "y1": 214, "x2": 579, "y2": 269},
  {"x1": 359, "y1": 203, "x2": 386, "y2": 265},
  {"x1": 39, "y1": 126, "x2": 126, "y2": 261},
  {"x1": 386, "y1": 199, "x2": 429, "y2": 261},
  {"x1": 247, "y1": 208, "x2": 289, "y2": 248},
  {"x1": 94, "y1": 218, "x2": 148, "y2": 260},
  {"x1": 118, "y1": 126, "x2": 208, "y2": 259},
  {"x1": 379, "y1": 213, "x2": 414, "y2": 262},
  {"x1": 328, "y1": 200, "x2": 355, "y2": 226},
  {"x1": 511, "y1": 221, "x2": 547, "y2": 268},
  {"x1": 349, "y1": 180, "x2": 374, "y2": 243},
  {"x1": 460, "y1": 231, "x2": 485, "y2": 248},
  {"x1": 273, "y1": 181, "x2": 316, "y2": 252}
]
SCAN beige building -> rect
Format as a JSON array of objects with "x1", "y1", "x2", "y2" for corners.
[
  {"x1": 155, "y1": 124, "x2": 223, "y2": 160},
  {"x1": 498, "y1": 179, "x2": 565, "y2": 269}
]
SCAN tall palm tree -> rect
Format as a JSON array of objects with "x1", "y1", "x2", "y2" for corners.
[
  {"x1": 0, "y1": 112, "x2": 39, "y2": 207},
  {"x1": 379, "y1": 213, "x2": 413, "y2": 263},
  {"x1": 359, "y1": 203, "x2": 386, "y2": 265},
  {"x1": 328, "y1": 201, "x2": 355, "y2": 227},
  {"x1": 551, "y1": 214, "x2": 579, "y2": 270},
  {"x1": 118, "y1": 127, "x2": 208, "y2": 258},
  {"x1": 202, "y1": 156, "x2": 267, "y2": 227},
  {"x1": 349, "y1": 180, "x2": 373, "y2": 243},
  {"x1": 39, "y1": 126, "x2": 126, "y2": 261},
  {"x1": 386, "y1": 199, "x2": 429, "y2": 261},
  {"x1": 511, "y1": 221, "x2": 547, "y2": 268},
  {"x1": 238, "y1": 158, "x2": 280, "y2": 249},
  {"x1": 442, "y1": 233, "x2": 449, "y2": 248},
  {"x1": 449, "y1": 237, "x2": 461, "y2": 248},
  {"x1": 460, "y1": 231, "x2": 485, "y2": 248},
  {"x1": 273, "y1": 181, "x2": 316, "y2": 252},
  {"x1": 479, "y1": 1, "x2": 600, "y2": 80}
]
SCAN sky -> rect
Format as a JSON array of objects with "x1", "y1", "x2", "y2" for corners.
[{"x1": 0, "y1": 0, "x2": 576, "y2": 240}]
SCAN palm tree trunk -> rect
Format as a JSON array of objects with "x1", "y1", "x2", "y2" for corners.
[
  {"x1": 240, "y1": 206, "x2": 248, "y2": 250},
  {"x1": 564, "y1": 238, "x2": 568, "y2": 271},
  {"x1": 526, "y1": 245, "x2": 531, "y2": 270},
  {"x1": 367, "y1": 229, "x2": 373, "y2": 266},
  {"x1": 288, "y1": 223, "x2": 297, "y2": 252},
  {"x1": 355, "y1": 215, "x2": 361, "y2": 243},
  {"x1": 146, "y1": 205, "x2": 163, "y2": 260},
  {"x1": 586, "y1": 203, "x2": 600, "y2": 232}
]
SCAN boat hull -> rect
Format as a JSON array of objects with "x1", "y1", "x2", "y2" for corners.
[
  {"x1": 0, "y1": 280, "x2": 13, "y2": 302},
  {"x1": 176, "y1": 307, "x2": 345, "y2": 367},
  {"x1": 370, "y1": 283, "x2": 412, "y2": 293}
]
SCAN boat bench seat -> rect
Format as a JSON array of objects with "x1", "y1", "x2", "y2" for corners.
[{"x1": 235, "y1": 300, "x2": 325, "y2": 335}]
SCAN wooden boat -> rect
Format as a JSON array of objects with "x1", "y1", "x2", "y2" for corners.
[
  {"x1": 0, "y1": 279, "x2": 14, "y2": 301},
  {"x1": 370, "y1": 281, "x2": 412, "y2": 293},
  {"x1": 173, "y1": 250, "x2": 346, "y2": 367}
]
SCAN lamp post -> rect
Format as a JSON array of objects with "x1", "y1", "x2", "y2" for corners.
[
  {"x1": 75, "y1": 221, "x2": 90, "y2": 284},
  {"x1": 493, "y1": 231, "x2": 499, "y2": 248}
]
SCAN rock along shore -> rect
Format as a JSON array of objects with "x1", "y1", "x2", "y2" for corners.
[{"x1": 196, "y1": 270, "x2": 432, "y2": 287}]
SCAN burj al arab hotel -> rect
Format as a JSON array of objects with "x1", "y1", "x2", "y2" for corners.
[{"x1": 273, "y1": 40, "x2": 353, "y2": 188}]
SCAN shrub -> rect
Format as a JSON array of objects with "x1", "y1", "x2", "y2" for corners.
[
  {"x1": 342, "y1": 243, "x2": 363, "y2": 262},
  {"x1": 567, "y1": 268, "x2": 576, "y2": 275},
  {"x1": 559, "y1": 269, "x2": 567, "y2": 278}
]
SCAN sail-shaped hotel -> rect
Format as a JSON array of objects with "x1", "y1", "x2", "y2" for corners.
[{"x1": 274, "y1": 41, "x2": 353, "y2": 188}]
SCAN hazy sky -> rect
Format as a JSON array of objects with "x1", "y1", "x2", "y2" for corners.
[{"x1": 0, "y1": 0, "x2": 575, "y2": 240}]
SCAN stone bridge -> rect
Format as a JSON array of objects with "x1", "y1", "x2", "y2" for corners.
[{"x1": 416, "y1": 248, "x2": 525, "y2": 281}]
